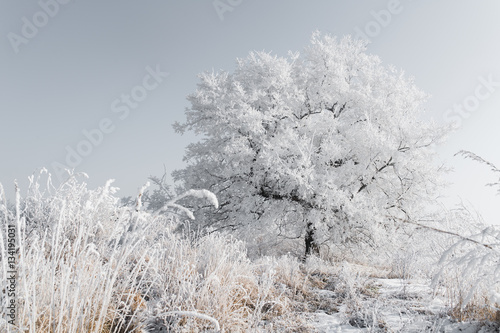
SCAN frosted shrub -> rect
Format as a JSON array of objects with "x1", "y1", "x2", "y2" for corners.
[
  {"x1": 433, "y1": 151, "x2": 500, "y2": 322},
  {"x1": 436, "y1": 224, "x2": 500, "y2": 322},
  {"x1": 0, "y1": 170, "x2": 316, "y2": 332},
  {"x1": 0, "y1": 171, "x2": 159, "y2": 332},
  {"x1": 0, "y1": 171, "x2": 222, "y2": 332},
  {"x1": 146, "y1": 233, "x2": 261, "y2": 331}
]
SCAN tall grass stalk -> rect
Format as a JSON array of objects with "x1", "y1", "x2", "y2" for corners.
[{"x1": 0, "y1": 171, "x2": 312, "y2": 332}]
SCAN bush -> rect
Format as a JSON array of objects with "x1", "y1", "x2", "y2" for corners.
[{"x1": 0, "y1": 170, "x2": 317, "y2": 332}]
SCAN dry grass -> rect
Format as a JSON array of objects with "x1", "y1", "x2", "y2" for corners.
[
  {"x1": 449, "y1": 295, "x2": 500, "y2": 323},
  {"x1": 3, "y1": 170, "x2": 497, "y2": 332},
  {"x1": 435, "y1": 266, "x2": 500, "y2": 326},
  {"x1": 0, "y1": 171, "x2": 325, "y2": 332}
]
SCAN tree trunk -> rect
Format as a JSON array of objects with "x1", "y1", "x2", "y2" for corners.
[{"x1": 304, "y1": 222, "x2": 319, "y2": 259}]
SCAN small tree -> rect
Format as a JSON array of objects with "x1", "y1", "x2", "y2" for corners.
[{"x1": 173, "y1": 32, "x2": 446, "y2": 257}]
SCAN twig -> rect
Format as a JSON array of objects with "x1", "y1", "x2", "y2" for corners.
[
  {"x1": 390, "y1": 216, "x2": 493, "y2": 250},
  {"x1": 159, "y1": 311, "x2": 220, "y2": 331}
]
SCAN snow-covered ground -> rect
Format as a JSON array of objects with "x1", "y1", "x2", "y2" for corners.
[{"x1": 310, "y1": 274, "x2": 498, "y2": 333}]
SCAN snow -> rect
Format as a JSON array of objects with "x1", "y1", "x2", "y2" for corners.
[
  {"x1": 314, "y1": 312, "x2": 362, "y2": 333},
  {"x1": 309, "y1": 276, "x2": 499, "y2": 332}
]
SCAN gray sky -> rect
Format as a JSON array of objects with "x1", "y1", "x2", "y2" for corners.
[{"x1": 1, "y1": 0, "x2": 499, "y2": 223}]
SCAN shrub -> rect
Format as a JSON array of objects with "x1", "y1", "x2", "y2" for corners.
[{"x1": 0, "y1": 170, "x2": 312, "y2": 332}]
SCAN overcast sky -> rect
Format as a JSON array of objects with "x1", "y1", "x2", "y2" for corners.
[{"x1": 1, "y1": 0, "x2": 499, "y2": 223}]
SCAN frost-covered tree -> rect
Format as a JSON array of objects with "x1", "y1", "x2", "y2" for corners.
[{"x1": 173, "y1": 33, "x2": 446, "y2": 257}]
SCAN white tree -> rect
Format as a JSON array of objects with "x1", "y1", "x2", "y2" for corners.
[{"x1": 173, "y1": 32, "x2": 446, "y2": 257}]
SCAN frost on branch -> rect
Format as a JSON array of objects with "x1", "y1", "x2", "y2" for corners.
[
  {"x1": 173, "y1": 31, "x2": 447, "y2": 258},
  {"x1": 154, "y1": 189, "x2": 219, "y2": 219},
  {"x1": 182, "y1": 189, "x2": 219, "y2": 209},
  {"x1": 456, "y1": 150, "x2": 500, "y2": 195},
  {"x1": 436, "y1": 151, "x2": 500, "y2": 309}
]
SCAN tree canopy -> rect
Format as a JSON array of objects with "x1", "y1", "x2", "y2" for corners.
[{"x1": 173, "y1": 32, "x2": 446, "y2": 257}]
